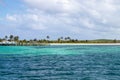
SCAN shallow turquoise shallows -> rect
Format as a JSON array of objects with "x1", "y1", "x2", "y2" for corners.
[
  {"x1": 0, "y1": 45, "x2": 120, "y2": 80},
  {"x1": 0, "y1": 45, "x2": 120, "y2": 55}
]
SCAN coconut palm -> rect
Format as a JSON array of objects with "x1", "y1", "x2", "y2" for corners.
[
  {"x1": 34, "y1": 38, "x2": 37, "y2": 41},
  {"x1": 46, "y1": 36, "x2": 50, "y2": 43},
  {"x1": 60, "y1": 37, "x2": 63, "y2": 39},
  {"x1": 5, "y1": 35, "x2": 8, "y2": 41},
  {"x1": 9, "y1": 35, "x2": 14, "y2": 41},
  {"x1": 14, "y1": 36, "x2": 19, "y2": 42},
  {"x1": 46, "y1": 36, "x2": 50, "y2": 40},
  {"x1": 0, "y1": 38, "x2": 2, "y2": 42},
  {"x1": 113, "y1": 39, "x2": 117, "y2": 43},
  {"x1": 58, "y1": 38, "x2": 60, "y2": 42},
  {"x1": 67, "y1": 37, "x2": 71, "y2": 40}
]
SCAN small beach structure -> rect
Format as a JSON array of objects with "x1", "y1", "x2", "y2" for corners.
[{"x1": 0, "y1": 40, "x2": 17, "y2": 46}]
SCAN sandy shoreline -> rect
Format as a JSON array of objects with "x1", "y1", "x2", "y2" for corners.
[{"x1": 50, "y1": 43, "x2": 120, "y2": 45}]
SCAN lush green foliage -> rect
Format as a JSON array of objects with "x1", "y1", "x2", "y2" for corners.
[{"x1": 0, "y1": 35, "x2": 119, "y2": 44}]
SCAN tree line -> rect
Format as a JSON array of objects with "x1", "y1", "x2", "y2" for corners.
[
  {"x1": 0, "y1": 35, "x2": 119, "y2": 43},
  {"x1": 0, "y1": 35, "x2": 19, "y2": 42}
]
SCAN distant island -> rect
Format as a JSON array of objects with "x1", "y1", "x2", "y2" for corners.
[{"x1": 0, "y1": 35, "x2": 119, "y2": 46}]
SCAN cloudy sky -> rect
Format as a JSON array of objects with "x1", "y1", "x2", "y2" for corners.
[{"x1": 0, "y1": 0, "x2": 120, "y2": 40}]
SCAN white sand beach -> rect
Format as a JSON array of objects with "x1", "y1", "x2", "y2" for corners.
[{"x1": 50, "y1": 43, "x2": 120, "y2": 45}]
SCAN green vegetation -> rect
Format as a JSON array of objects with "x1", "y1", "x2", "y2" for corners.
[{"x1": 0, "y1": 35, "x2": 120, "y2": 46}]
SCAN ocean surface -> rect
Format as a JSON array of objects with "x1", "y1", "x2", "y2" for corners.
[{"x1": 0, "y1": 45, "x2": 120, "y2": 80}]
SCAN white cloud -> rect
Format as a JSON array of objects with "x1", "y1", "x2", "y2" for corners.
[
  {"x1": 3, "y1": 0, "x2": 120, "y2": 39},
  {"x1": 24, "y1": 0, "x2": 81, "y2": 14},
  {"x1": 30, "y1": 23, "x2": 47, "y2": 30},
  {"x1": 5, "y1": 13, "x2": 48, "y2": 30},
  {"x1": 6, "y1": 14, "x2": 17, "y2": 21}
]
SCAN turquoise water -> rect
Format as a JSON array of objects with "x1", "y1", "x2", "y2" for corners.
[{"x1": 0, "y1": 45, "x2": 120, "y2": 79}]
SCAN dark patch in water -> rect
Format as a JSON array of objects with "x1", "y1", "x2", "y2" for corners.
[{"x1": 66, "y1": 48, "x2": 88, "y2": 50}]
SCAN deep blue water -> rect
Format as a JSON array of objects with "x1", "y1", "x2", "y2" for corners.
[{"x1": 0, "y1": 45, "x2": 120, "y2": 80}]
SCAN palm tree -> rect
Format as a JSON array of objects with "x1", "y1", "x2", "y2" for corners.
[
  {"x1": 43, "y1": 39, "x2": 46, "y2": 43},
  {"x1": 23, "y1": 39, "x2": 27, "y2": 44},
  {"x1": 65, "y1": 37, "x2": 67, "y2": 41},
  {"x1": 46, "y1": 36, "x2": 50, "y2": 43},
  {"x1": 34, "y1": 38, "x2": 37, "y2": 41},
  {"x1": 0, "y1": 38, "x2": 2, "y2": 42},
  {"x1": 58, "y1": 38, "x2": 60, "y2": 42},
  {"x1": 5, "y1": 35, "x2": 8, "y2": 41},
  {"x1": 14, "y1": 36, "x2": 19, "y2": 42},
  {"x1": 86, "y1": 40, "x2": 88, "y2": 43},
  {"x1": 65, "y1": 37, "x2": 71, "y2": 41},
  {"x1": 46, "y1": 36, "x2": 50, "y2": 40},
  {"x1": 59, "y1": 37, "x2": 64, "y2": 43},
  {"x1": 113, "y1": 39, "x2": 117, "y2": 43},
  {"x1": 67, "y1": 37, "x2": 71, "y2": 40},
  {"x1": 60, "y1": 37, "x2": 63, "y2": 39},
  {"x1": 9, "y1": 35, "x2": 13, "y2": 41}
]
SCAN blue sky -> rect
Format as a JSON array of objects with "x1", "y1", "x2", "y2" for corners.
[{"x1": 0, "y1": 0, "x2": 120, "y2": 40}]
